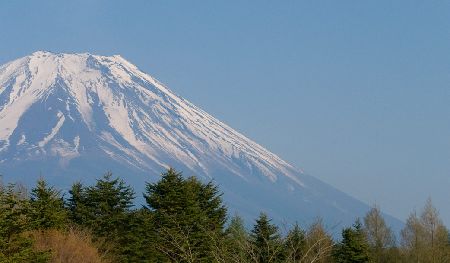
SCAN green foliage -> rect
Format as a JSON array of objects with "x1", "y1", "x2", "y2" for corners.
[
  {"x1": 144, "y1": 168, "x2": 185, "y2": 221},
  {"x1": 334, "y1": 219, "x2": 371, "y2": 263},
  {"x1": 284, "y1": 223, "x2": 306, "y2": 262},
  {"x1": 29, "y1": 179, "x2": 67, "y2": 230},
  {"x1": 250, "y1": 213, "x2": 283, "y2": 263},
  {"x1": 66, "y1": 172, "x2": 136, "y2": 262},
  {"x1": 0, "y1": 184, "x2": 50, "y2": 262},
  {"x1": 144, "y1": 168, "x2": 227, "y2": 262},
  {"x1": 0, "y1": 234, "x2": 50, "y2": 263},
  {"x1": 116, "y1": 208, "x2": 159, "y2": 263},
  {"x1": 0, "y1": 168, "x2": 449, "y2": 263},
  {"x1": 0, "y1": 185, "x2": 30, "y2": 240},
  {"x1": 66, "y1": 181, "x2": 89, "y2": 225},
  {"x1": 84, "y1": 172, "x2": 135, "y2": 239},
  {"x1": 224, "y1": 215, "x2": 250, "y2": 262}
]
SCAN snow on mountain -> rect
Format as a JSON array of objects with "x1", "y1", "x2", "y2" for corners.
[{"x1": 0, "y1": 51, "x2": 402, "y2": 232}]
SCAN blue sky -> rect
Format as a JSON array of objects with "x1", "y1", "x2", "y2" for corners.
[{"x1": 1, "y1": 1, "x2": 450, "y2": 224}]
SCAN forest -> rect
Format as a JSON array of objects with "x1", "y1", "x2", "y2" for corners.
[{"x1": 0, "y1": 168, "x2": 448, "y2": 263}]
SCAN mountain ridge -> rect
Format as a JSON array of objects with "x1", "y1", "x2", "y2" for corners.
[{"x1": 0, "y1": 51, "x2": 403, "y2": 234}]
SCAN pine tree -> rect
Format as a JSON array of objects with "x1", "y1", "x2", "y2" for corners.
[
  {"x1": 334, "y1": 219, "x2": 371, "y2": 263},
  {"x1": 66, "y1": 181, "x2": 89, "y2": 225},
  {"x1": 145, "y1": 168, "x2": 185, "y2": 223},
  {"x1": 284, "y1": 223, "x2": 306, "y2": 262},
  {"x1": 144, "y1": 168, "x2": 227, "y2": 262},
  {"x1": 84, "y1": 172, "x2": 135, "y2": 239},
  {"x1": 250, "y1": 213, "x2": 283, "y2": 263},
  {"x1": 66, "y1": 172, "x2": 136, "y2": 262},
  {"x1": 224, "y1": 215, "x2": 250, "y2": 262},
  {"x1": 0, "y1": 184, "x2": 50, "y2": 262},
  {"x1": 117, "y1": 208, "x2": 158, "y2": 263},
  {"x1": 29, "y1": 179, "x2": 68, "y2": 230},
  {"x1": 191, "y1": 178, "x2": 227, "y2": 230}
]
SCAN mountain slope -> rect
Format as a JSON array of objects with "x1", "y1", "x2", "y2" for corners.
[{"x1": 0, "y1": 51, "x2": 402, "y2": 233}]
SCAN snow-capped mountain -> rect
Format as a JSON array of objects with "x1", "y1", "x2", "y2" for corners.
[{"x1": 0, "y1": 51, "x2": 401, "y2": 232}]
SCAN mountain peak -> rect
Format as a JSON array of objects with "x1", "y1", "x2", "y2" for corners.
[
  {"x1": 31, "y1": 50, "x2": 54, "y2": 56},
  {"x1": 26, "y1": 51, "x2": 130, "y2": 67},
  {"x1": 0, "y1": 51, "x2": 293, "y2": 181},
  {"x1": 0, "y1": 51, "x2": 402, "y2": 231}
]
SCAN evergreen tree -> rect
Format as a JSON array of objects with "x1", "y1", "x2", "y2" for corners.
[
  {"x1": 117, "y1": 208, "x2": 159, "y2": 263},
  {"x1": 334, "y1": 219, "x2": 371, "y2": 263},
  {"x1": 144, "y1": 168, "x2": 227, "y2": 262},
  {"x1": 84, "y1": 172, "x2": 135, "y2": 238},
  {"x1": 66, "y1": 172, "x2": 136, "y2": 262},
  {"x1": 66, "y1": 181, "x2": 89, "y2": 225},
  {"x1": 190, "y1": 177, "x2": 227, "y2": 230},
  {"x1": 284, "y1": 223, "x2": 306, "y2": 262},
  {"x1": 0, "y1": 184, "x2": 50, "y2": 262},
  {"x1": 250, "y1": 213, "x2": 283, "y2": 263},
  {"x1": 224, "y1": 215, "x2": 250, "y2": 262},
  {"x1": 29, "y1": 179, "x2": 67, "y2": 230},
  {"x1": 145, "y1": 168, "x2": 193, "y2": 261}
]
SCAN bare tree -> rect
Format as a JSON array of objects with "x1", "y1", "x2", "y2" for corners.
[
  {"x1": 363, "y1": 205, "x2": 395, "y2": 262},
  {"x1": 420, "y1": 198, "x2": 450, "y2": 263},
  {"x1": 155, "y1": 217, "x2": 199, "y2": 263},
  {"x1": 401, "y1": 199, "x2": 450, "y2": 263},
  {"x1": 299, "y1": 218, "x2": 334, "y2": 263},
  {"x1": 401, "y1": 210, "x2": 425, "y2": 262}
]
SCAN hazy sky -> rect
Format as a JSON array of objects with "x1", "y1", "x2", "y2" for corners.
[{"x1": 1, "y1": 1, "x2": 450, "y2": 225}]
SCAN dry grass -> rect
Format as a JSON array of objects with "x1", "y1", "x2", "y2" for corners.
[{"x1": 29, "y1": 227, "x2": 111, "y2": 263}]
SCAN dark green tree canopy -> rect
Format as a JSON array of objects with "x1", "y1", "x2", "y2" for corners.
[
  {"x1": 251, "y1": 212, "x2": 283, "y2": 263},
  {"x1": 66, "y1": 181, "x2": 88, "y2": 225},
  {"x1": 145, "y1": 168, "x2": 226, "y2": 229},
  {"x1": 30, "y1": 179, "x2": 67, "y2": 230},
  {"x1": 334, "y1": 219, "x2": 371, "y2": 263},
  {"x1": 0, "y1": 184, "x2": 50, "y2": 262},
  {"x1": 1, "y1": 168, "x2": 445, "y2": 263},
  {"x1": 144, "y1": 168, "x2": 227, "y2": 262},
  {"x1": 65, "y1": 172, "x2": 136, "y2": 261},
  {"x1": 285, "y1": 222, "x2": 307, "y2": 261}
]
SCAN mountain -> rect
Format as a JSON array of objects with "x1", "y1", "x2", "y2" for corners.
[{"x1": 0, "y1": 51, "x2": 402, "y2": 233}]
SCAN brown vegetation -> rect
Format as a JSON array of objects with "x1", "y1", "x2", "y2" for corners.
[{"x1": 29, "y1": 227, "x2": 110, "y2": 263}]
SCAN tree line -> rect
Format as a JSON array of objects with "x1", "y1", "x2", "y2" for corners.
[{"x1": 0, "y1": 168, "x2": 448, "y2": 262}]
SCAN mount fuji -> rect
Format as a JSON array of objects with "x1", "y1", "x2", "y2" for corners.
[{"x1": 0, "y1": 51, "x2": 401, "y2": 232}]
